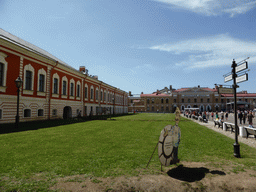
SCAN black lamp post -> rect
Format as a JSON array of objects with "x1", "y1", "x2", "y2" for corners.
[
  {"x1": 112, "y1": 97, "x2": 115, "y2": 116},
  {"x1": 15, "y1": 77, "x2": 23, "y2": 128}
]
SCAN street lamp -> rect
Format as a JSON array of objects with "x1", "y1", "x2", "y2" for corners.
[{"x1": 15, "y1": 77, "x2": 23, "y2": 128}]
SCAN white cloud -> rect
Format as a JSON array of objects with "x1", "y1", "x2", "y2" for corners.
[
  {"x1": 153, "y1": 0, "x2": 256, "y2": 17},
  {"x1": 150, "y1": 34, "x2": 256, "y2": 69},
  {"x1": 223, "y1": 1, "x2": 256, "y2": 17}
]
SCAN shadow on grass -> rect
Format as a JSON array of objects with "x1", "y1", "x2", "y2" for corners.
[
  {"x1": 0, "y1": 118, "x2": 86, "y2": 134},
  {"x1": 167, "y1": 165, "x2": 226, "y2": 182},
  {"x1": 0, "y1": 113, "x2": 132, "y2": 134}
]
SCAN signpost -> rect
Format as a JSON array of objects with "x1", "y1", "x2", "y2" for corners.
[{"x1": 223, "y1": 58, "x2": 249, "y2": 158}]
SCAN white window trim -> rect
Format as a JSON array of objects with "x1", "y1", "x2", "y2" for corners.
[
  {"x1": 95, "y1": 87, "x2": 99, "y2": 102},
  {"x1": 69, "y1": 78, "x2": 75, "y2": 99},
  {"x1": 37, "y1": 68, "x2": 46, "y2": 96},
  {"x1": 100, "y1": 89, "x2": 103, "y2": 102},
  {"x1": 104, "y1": 90, "x2": 107, "y2": 102},
  {"x1": 84, "y1": 83, "x2": 88, "y2": 101},
  {"x1": 52, "y1": 73, "x2": 60, "y2": 97},
  {"x1": 61, "y1": 76, "x2": 68, "y2": 98},
  {"x1": 0, "y1": 52, "x2": 8, "y2": 92},
  {"x1": 90, "y1": 85, "x2": 94, "y2": 101},
  {"x1": 76, "y1": 81, "x2": 81, "y2": 100},
  {"x1": 23, "y1": 64, "x2": 35, "y2": 95}
]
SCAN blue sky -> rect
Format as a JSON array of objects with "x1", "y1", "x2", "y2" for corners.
[{"x1": 1, "y1": 0, "x2": 256, "y2": 94}]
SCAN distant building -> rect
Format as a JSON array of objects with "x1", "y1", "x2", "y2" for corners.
[
  {"x1": 0, "y1": 29, "x2": 128, "y2": 124},
  {"x1": 128, "y1": 85, "x2": 256, "y2": 113}
]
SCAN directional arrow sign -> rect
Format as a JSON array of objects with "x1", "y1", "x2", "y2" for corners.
[
  {"x1": 224, "y1": 74, "x2": 233, "y2": 83},
  {"x1": 236, "y1": 62, "x2": 248, "y2": 73},
  {"x1": 236, "y1": 73, "x2": 248, "y2": 84}
]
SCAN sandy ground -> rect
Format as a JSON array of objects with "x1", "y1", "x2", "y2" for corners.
[{"x1": 50, "y1": 161, "x2": 256, "y2": 192}]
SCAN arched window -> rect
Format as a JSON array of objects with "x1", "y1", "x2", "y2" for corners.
[
  {"x1": 52, "y1": 73, "x2": 60, "y2": 96},
  {"x1": 0, "y1": 63, "x2": 4, "y2": 86},
  {"x1": 23, "y1": 64, "x2": 35, "y2": 95},
  {"x1": 0, "y1": 52, "x2": 8, "y2": 92},
  {"x1": 76, "y1": 81, "x2": 81, "y2": 98},
  {"x1": 95, "y1": 87, "x2": 99, "y2": 101},
  {"x1": 90, "y1": 85, "x2": 94, "y2": 100},
  {"x1": 61, "y1": 76, "x2": 68, "y2": 98},
  {"x1": 104, "y1": 90, "x2": 107, "y2": 102},
  {"x1": 84, "y1": 83, "x2": 88, "y2": 99},
  {"x1": 70, "y1": 79, "x2": 75, "y2": 97},
  {"x1": 100, "y1": 89, "x2": 103, "y2": 101},
  {"x1": 37, "y1": 68, "x2": 46, "y2": 96}
]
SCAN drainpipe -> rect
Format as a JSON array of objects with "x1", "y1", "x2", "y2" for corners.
[{"x1": 48, "y1": 61, "x2": 58, "y2": 119}]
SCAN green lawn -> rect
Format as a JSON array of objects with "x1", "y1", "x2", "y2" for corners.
[{"x1": 1, "y1": 113, "x2": 256, "y2": 191}]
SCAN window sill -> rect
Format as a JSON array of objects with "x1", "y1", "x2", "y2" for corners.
[
  {"x1": 61, "y1": 95, "x2": 68, "y2": 99},
  {"x1": 52, "y1": 93, "x2": 59, "y2": 98},
  {"x1": 76, "y1": 97, "x2": 81, "y2": 100},
  {"x1": 0, "y1": 86, "x2": 7, "y2": 92},
  {"x1": 70, "y1": 96, "x2": 75, "y2": 100},
  {"x1": 23, "y1": 89, "x2": 34, "y2": 95},
  {"x1": 37, "y1": 91, "x2": 46, "y2": 96}
]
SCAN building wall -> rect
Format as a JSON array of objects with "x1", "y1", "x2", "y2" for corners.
[{"x1": 0, "y1": 32, "x2": 128, "y2": 124}]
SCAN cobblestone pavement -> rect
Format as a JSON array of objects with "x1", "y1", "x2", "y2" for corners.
[{"x1": 186, "y1": 115, "x2": 256, "y2": 149}]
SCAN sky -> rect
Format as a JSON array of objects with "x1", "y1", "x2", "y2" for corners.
[{"x1": 1, "y1": 0, "x2": 256, "y2": 94}]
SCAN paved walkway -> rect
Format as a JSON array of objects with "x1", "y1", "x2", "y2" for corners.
[{"x1": 185, "y1": 115, "x2": 256, "y2": 149}]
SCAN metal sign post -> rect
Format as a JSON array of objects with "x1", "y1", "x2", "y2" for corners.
[
  {"x1": 224, "y1": 58, "x2": 249, "y2": 158},
  {"x1": 232, "y1": 60, "x2": 240, "y2": 158}
]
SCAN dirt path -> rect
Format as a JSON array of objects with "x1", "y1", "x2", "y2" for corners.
[{"x1": 50, "y1": 161, "x2": 256, "y2": 192}]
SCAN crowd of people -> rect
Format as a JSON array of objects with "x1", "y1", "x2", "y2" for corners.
[{"x1": 184, "y1": 110, "x2": 254, "y2": 128}]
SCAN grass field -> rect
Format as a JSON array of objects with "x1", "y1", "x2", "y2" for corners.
[{"x1": 1, "y1": 113, "x2": 256, "y2": 191}]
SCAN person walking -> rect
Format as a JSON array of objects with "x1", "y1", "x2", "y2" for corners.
[
  {"x1": 206, "y1": 111, "x2": 209, "y2": 120},
  {"x1": 221, "y1": 111, "x2": 224, "y2": 121},
  {"x1": 225, "y1": 111, "x2": 229, "y2": 121},
  {"x1": 238, "y1": 110, "x2": 243, "y2": 124},
  {"x1": 243, "y1": 111, "x2": 247, "y2": 124},
  {"x1": 211, "y1": 112, "x2": 214, "y2": 120},
  {"x1": 215, "y1": 112, "x2": 219, "y2": 120},
  {"x1": 248, "y1": 111, "x2": 254, "y2": 128}
]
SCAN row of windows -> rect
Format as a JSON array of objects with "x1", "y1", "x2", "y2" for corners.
[
  {"x1": 22, "y1": 109, "x2": 45, "y2": 117},
  {"x1": 147, "y1": 98, "x2": 169, "y2": 104},
  {"x1": 0, "y1": 60, "x2": 127, "y2": 103},
  {"x1": 145, "y1": 98, "x2": 216, "y2": 104},
  {"x1": 52, "y1": 77, "x2": 81, "y2": 97}
]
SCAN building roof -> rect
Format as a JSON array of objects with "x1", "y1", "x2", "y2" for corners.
[
  {"x1": 0, "y1": 28, "x2": 76, "y2": 71},
  {"x1": 141, "y1": 93, "x2": 170, "y2": 97},
  {"x1": 173, "y1": 87, "x2": 217, "y2": 92}
]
